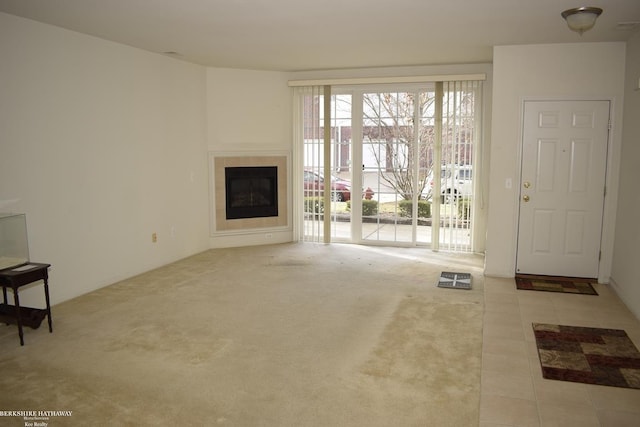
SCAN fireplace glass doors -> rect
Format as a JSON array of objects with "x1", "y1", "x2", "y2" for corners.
[{"x1": 225, "y1": 166, "x2": 278, "y2": 219}]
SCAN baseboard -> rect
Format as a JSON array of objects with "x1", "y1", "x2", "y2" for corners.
[
  {"x1": 210, "y1": 229, "x2": 293, "y2": 249},
  {"x1": 608, "y1": 277, "x2": 640, "y2": 322},
  {"x1": 483, "y1": 269, "x2": 514, "y2": 279}
]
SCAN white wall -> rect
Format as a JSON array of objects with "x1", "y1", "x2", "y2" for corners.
[
  {"x1": 207, "y1": 68, "x2": 291, "y2": 151},
  {"x1": 611, "y1": 33, "x2": 640, "y2": 319},
  {"x1": 206, "y1": 68, "x2": 293, "y2": 247},
  {"x1": 0, "y1": 12, "x2": 211, "y2": 306},
  {"x1": 485, "y1": 43, "x2": 626, "y2": 281}
]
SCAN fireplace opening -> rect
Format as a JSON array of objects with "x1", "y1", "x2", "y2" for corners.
[{"x1": 225, "y1": 166, "x2": 278, "y2": 220}]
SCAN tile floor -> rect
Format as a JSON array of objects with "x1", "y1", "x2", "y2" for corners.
[{"x1": 479, "y1": 277, "x2": 640, "y2": 427}]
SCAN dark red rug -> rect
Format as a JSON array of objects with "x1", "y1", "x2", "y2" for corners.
[
  {"x1": 515, "y1": 274, "x2": 598, "y2": 295},
  {"x1": 533, "y1": 323, "x2": 640, "y2": 389}
]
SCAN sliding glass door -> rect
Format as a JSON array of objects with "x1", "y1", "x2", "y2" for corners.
[
  {"x1": 295, "y1": 80, "x2": 482, "y2": 252},
  {"x1": 359, "y1": 89, "x2": 434, "y2": 245}
]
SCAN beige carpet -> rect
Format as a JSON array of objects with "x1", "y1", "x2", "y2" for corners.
[{"x1": 0, "y1": 243, "x2": 484, "y2": 426}]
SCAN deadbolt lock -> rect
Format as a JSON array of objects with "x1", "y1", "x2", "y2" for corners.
[{"x1": 523, "y1": 181, "x2": 531, "y2": 189}]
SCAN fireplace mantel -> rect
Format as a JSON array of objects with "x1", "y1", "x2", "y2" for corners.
[{"x1": 212, "y1": 153, "x2": 289, "y2": 233}]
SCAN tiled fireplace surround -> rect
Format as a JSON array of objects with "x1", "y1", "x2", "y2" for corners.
[{"x1": 213, "y1": 155, "x2": 288, "y2": 233}]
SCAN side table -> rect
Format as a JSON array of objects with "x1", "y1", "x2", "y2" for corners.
[{"x1": 0, "y1": 263, "x2": 53, "y2": 346}]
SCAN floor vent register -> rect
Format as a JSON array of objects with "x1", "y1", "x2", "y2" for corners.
[{"x1": 437, "y1": 272, "x2": 472, "y2": 290}]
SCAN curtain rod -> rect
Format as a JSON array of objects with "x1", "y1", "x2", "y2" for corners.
[{"x1": 288, "y1": 73, "x2": 486, "y2": 87}]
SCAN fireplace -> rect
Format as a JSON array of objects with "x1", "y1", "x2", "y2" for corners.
[
  {"x1": 213, "y1": 154, "x2": 288, "y2": 232},
  {"x1": 225, "y1": 166, "x2": 278, "y2": 219}
]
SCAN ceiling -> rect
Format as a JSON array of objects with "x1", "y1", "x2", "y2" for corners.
[{"x1": 1, "y1": 0, "x2": 639, "y2": 72}]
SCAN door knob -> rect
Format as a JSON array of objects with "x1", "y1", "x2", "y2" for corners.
[{"x1": 523, "y1": 195, "x2": 530, "y2": 202}]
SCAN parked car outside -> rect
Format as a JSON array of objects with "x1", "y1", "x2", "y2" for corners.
[
  {"x1": 304, "y1": 170, "x2": 351, "y2": 201},
  {"x1": 422, "y1": 165, "x2": 473, "y2": 201},
  {"x1": 303, "y1": 170, "x2": 374, "y2": 202}
]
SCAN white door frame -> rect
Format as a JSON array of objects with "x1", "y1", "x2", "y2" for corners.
[{"x1": 515, "y1": 97, "x2": 619, "y2": 283}]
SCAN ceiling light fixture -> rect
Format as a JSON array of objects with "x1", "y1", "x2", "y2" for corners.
[{"x1": 561, "y1": 7, "x2": 603, "y2": 35}]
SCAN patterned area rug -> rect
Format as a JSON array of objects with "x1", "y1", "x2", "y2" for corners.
[
  {"x1": 515, "y1": 274, "x2": 598, "y2": 295},
  {"x1": 533, "y1": 323, "x2": 640, "y2": 389}
]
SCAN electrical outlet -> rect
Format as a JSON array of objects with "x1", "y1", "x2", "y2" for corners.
[
  {"x1": 265, "y1": 233, "x2": 273, "y2": 239},
  {"x1": 152, "y1": 232, "x2": 157, "y2": 243}
]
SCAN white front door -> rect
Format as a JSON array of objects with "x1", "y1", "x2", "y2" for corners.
[{"x1": 516, "y1": 100, "x2": 610, "y2": 278}]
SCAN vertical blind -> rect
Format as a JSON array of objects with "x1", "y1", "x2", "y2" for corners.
[{"x1": 292, "y1": 85, "x2": 326, "y2": 243}]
